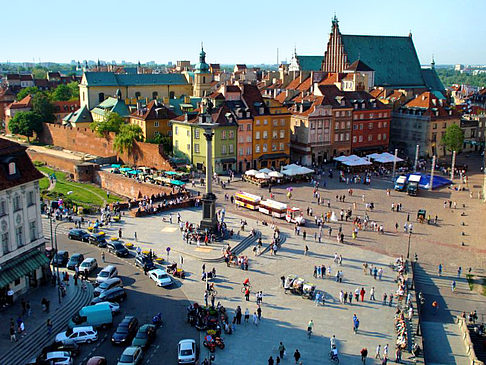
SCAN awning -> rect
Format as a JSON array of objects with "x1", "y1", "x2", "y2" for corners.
[
  {"x1": 258, "y1": 153, "x2": 289, "y2": 161},
  {"x1": 220, "y1": 158, "x2": 236, "y2": 163},
  {"x1": 0, "y1": 249, "x2": 50, "y2": 288}
]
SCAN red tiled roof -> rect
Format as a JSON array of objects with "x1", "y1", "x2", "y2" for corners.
[
  {"x1": 131, "y1": 100, "x2": 177, "y2": 120},
  {"x1": 0, "y1": 138, "x2": 43, "y2": 190},
  {"x1": 53, "y1": 100, "x2": 80, "y2": 113},
  {"x1": 8, "y1": 95, "x2": 32, "y2": 109}
]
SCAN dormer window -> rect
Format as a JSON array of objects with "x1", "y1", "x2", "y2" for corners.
[{"x1": 8, "y1": 162, "x2": 16, "y2": 175}]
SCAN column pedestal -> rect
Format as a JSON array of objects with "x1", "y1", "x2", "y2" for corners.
[{"x1": 200, "y1": 192, "x2": 218, "y2": 232}]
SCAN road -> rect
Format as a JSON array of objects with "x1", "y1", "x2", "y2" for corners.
[{"x1": 54, "y1": 233, "x2": 199, "y2": 364}]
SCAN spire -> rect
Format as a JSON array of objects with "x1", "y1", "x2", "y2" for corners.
[
  {"x1": 408, "y1": 29, "x2": 412, "y2": 38},
  {"x1": 332, "y1": 14, "x2": 339, "y2": 27},
  {"x1": 431, "y1": 54, "x2": 435, "y2": 69}
]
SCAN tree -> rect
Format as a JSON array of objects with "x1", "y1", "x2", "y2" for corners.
[
  {"x1": 32, "y1": 92, "x2": 54, "y2": 122},
  {"x1": 32, "y1": 67, "x2": 47, "y2": 79},
  {"x1": 67, "y1": 82, "x2": 80, "y2": 100},
  {"x1": 50, "y1": 84, "x2": 72, "y2": 101},
  {"x1": 16, "y1": 86, "x2": 40, "y2": 101},
  {"x1": 113, "y1": 124, "x2": 143, "y2": 154},
  {"x1": 90, "y1": 112, "x2": 124, "y2": 137},
  {"x1": 441, "y1": 124, "x2": 464, "y2": 153},
  {"x1": 8, "y1": 111, "x2": 43, "y2": 142}
]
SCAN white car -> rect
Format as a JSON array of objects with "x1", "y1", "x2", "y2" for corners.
[
  {"x1": 44, "y1": 351, "x2": 73, "y2": 365},
  {"x1": 79, "y1": 258, "x2": 98, "y2": 274},
  {"x1": 96, "y1": 265, "x2": 118, "y2": 284},
  {"x1": 94, "y1": 301, "x2": 120, "y2": 314},
  {"x1": 148, "y1": 269, "x2": 172, "y2": 287},
  {"x1": 55, "y1": 326, "x2": 98, "y2": 344},
  {"x1": 117, "y1": 346, "x2": 143, "y2": 365},
  {"x1": 178, "y1": 339, "x2": 197, "y2": 364}
]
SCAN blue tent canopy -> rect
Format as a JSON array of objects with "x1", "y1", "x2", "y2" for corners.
[
  {"x1": 405, "y1": 173, "x2": 452, "y2": 190},
  {"x1": 120, "y1": 167, "x2": 131, "y2": 172},
  {"x1": 170, "y1": 179, "x2": 185, "y2": 186},
  {"x1": 165, "y1": 171, "x2": 178, "y2": 176},
  {"x1": 111, "y1": 164, "x2": 121, "y2": 168},
  {"x1": 127, "y1": 170, "x2": 140, "y2": 175}
]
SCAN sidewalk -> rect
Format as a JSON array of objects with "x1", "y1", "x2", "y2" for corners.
[{"x1": 0, "y1": 273, "x2": 93, "y2": 365}]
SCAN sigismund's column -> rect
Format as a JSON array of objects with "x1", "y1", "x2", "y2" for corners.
[{"x1": 199, "y1": 114, "x2": 218, "y2": 233}]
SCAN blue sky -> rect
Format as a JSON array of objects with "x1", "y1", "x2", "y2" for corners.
[{"x1": 3, "y1": 0, "x2": 485, "y2": 65}]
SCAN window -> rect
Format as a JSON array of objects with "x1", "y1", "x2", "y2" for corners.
[
  {"x1": 152, "y1": 91, "x2": 158, "y2": 99},
  {"x1": 368, "y1": 123, "x2": 373, "y2": 129},
  {"x1": 194, "y1": 129, "x2": 200, "y2": 139},
  {"x1": 383, "y1": 133, "x2": 387, "y2": 140},
  {"x1": 345, "y1": 133, "x2": 349, "y2": 141},
  {"x1": 280, "y1": 130, "x2": 285, "y2": 139},
  {"x1": 279, "y1": 143, "x2": 284, "y2": 150},
  {"x1": 273, "y1": 119, "x2": 278, "y2": 126},
  {"x1": 2, "y1": 232, "x2": 8, "y2": 254},
  {"x1": 194, "y1": 144, "x2": 200, "y2": 153},
  {"x1": 229, "y1": 144, "x2": 234, "y2": 153},
  {"x1": 238, "y1": 136, "x2": 243, "y2": 143},
  {"x1": 334, "y1": 123, "x2": 339, "y2": 130},
  {"x1": 255, "y1": 131, "x2": 260, "y2": 140},
  {"x1": 187, "y1": 144, "x2": 191, "y2": 151},
  {"x1": 175, "y1": 140, "x2": 179, "y2": 148},
  {"x1": 256, "y1": 120, "x2": 260, "y2": 126},
  {"x1": 378, "y1": 134, "x2": 382, "y2": 140},
  {"x1": 222, "y1": 131, "x2": 226, "y2": 139},
  {"x1": 15, "y1": 226, "x2": 23, "y2": 247},
  {"x1": 353, "y1": 124, "x2": 358, "y2": 130},
  {"x1": 310, "y1": 122, "x2": 315, "y2": 129},
  {"x1": 98, "y1": 93, "x2": 104, "y2": 103},
  {"x1": 221, "y1": 145, "x2": 226, "y2": 154},
  {"x1": 378, "y1": 122, "x2": 382, "y2": 128},
  {"x1": 360, "y1": 114, "x2": 364, "y2": 120},
  {"x1": 359, "y1": 135, "x2": 363, "y2": 142},
  {"x1": 360, "y1": 124, "x2": 363, "y2": 130},
  {"x1": 346, "y1": 121, "x2": 351, "y2": 129},
  {"x1": 262, "y1": 144, "x2": 267, "y2": 152},
  {"x1": 246, "y1": 136, "x2": 252, "y2": 143},
  {"x1": 353, "y1": 114, "x2": 358, "y2": 120},
  {"x1": 272, "y1": 143, "x2": 277, "y2": 151},
  {"x1": 383, "y1": 112, "x2": 388, "y2": 118},
  {"x1": 443, "y1": 123, "x2": 447, "y2": 128},
  {"x1": 13, "y1": 195, "x2": 21, "y2": 211},
  {"x1": 229, "y1": 131, "x2": 234, "y2": 139},
  {"x1": 0, "y1": 200, "x2": 5, "y2": 216},
  {"x1": 8, "y1": 162, "x2": 16, "y2": 175},
  {"x1": 273, "y1": 130, "x2": 278, "y2": 139},
  {"x1": 255, "y1": 144, "x2": 260, "y2": 153},
  {"x1": 433, "y1": 123, "x2": 437, "y2": 130},
  {"x1": 169, "y1": 91, "x2": 175, "y2": 99},
  {"x1": 334, "y1": 134, "x2": 339, "y2": 142},
  {"x1": 175, "y1": 126, "x2": 178, "y2": 135},
  {"x1": 27, "y1": 191, "x2": 34, "y2": 206},
  {"x1": 280, "y1": 119, "x2": 285, "y2": 126},
  {"x1": 29, "y1": 221, "x2": 37, "y2": 242},
  {"x1": 154, "y1": 121, "x2": 159, "y2": 127},
  {"x1": 135, "y1": 92, "x2": 141, "y2": 99},
  {"x1": 247, "y1": 147, "x2": 251, "y2": 155},
  {"x1": 263, "y1": 131, "x2": 268, "y2": 139},
  {"x1": 263, "y1": 119, "x2": 268, "y2": 125},
  {"x1": 353, "y1": 136, "x2": 357, "y2": 143},
  {"x1": 239, "y1": 148, "x2": 244, "y2": 156},
  {"x1": 239, "y1": 125, "x2": 244, "y2": 132},
  {"x1": 368, "y1": 135, "x2": 373, "y2": 141},
  {"x1": 370, "y1": 113, "x2": 374, "y2": 119},
  {"x1": 247, "y1": 124, "x2": 252, "y2": 131},
  {"x1": 378, "y1": 113, "x2": 382, "y2": 118},
  {"x1": 340, "y1": 133, "x2": 344, "y2": 141},
  {"x1": 383, "y1": 122, "x2": 388, "y2": 128}
]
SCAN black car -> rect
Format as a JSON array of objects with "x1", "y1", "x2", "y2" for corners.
[
  {"x1": 41, "y1": 340, "x2": 80, "y2": 357},
  {"x1": 111, "y1": 316, "x2": 139, "y2": 345},
  {"x1": 88, "y1": 233, "x2": 108, "y2": 248},
  {"x1": 68, "y1": 229, "x2": 90, "y2": 242},
  {"x1": 90, "y1": 287, "x2": 127, "y2": 305},
  {"x1": 107, "y1": 242, "x2": 129, "y2": 257},
  {"x1": 135, "y1": 254, "x2": 155, "y2": 270},
  {"x1": 66, "y1": 253, "x2": 85, "y2": 270},
  {"x1": 52, "y1": 250, "x2": 69, "y2": 267}
]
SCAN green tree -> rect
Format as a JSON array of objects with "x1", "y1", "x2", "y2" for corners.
[
  {"x1": 8, "y1": 111, "x2": 43, "y2": 142},
  {"x1": 113, "y1": 124, "x2": 143, "y2": 154},
  {"x1": 16, "y1": 86, "x2": 40, "y2": 101},
  {"x1": 90, "y1": 112, "x2": 124, "y2": 137},
  {"x1": 441, "y1": 124, "x2": 464, "y2": 153},
  {"x1": 50, "y1": 84, "x2": 72, "y2": 101},
  {"x1": 67, "y1": 82, "x2": 80, "y2": 100},
  {"x1": 32, "y1": 67, "x2": 47, "y2": 79},
  {"x1": 32, "y1": 92, "x2": 54, "y2": 122}
]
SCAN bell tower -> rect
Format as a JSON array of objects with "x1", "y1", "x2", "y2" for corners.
[{"x1": 193, "y1": 43, "x2": 213, "y2": 97}]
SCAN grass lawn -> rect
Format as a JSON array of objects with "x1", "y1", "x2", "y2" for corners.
[{"x1": 37, "y1": 166, "x2": 122, "y2": 207}]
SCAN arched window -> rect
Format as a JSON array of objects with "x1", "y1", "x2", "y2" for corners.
[
  {"x1": 8, "y1": 162, "x2": 16, "y2": 175},
  {"x1": 203, "y1": 76, "x2": 206, "y2": 84},
  {"x1": 98, "y1": 93, "x2": 105, "y2": 103}
]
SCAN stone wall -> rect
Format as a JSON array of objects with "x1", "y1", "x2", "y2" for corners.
[
  {"x1": 93, "y1": 170, "x2": 172, "y2": 199},
  {"x1": 40, "y1": 123, "x2": 174, "y2": 170}
]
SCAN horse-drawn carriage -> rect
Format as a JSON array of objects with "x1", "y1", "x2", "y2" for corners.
[{"x1": 284, "y1": 274, "x2": 316, "y2": 299}]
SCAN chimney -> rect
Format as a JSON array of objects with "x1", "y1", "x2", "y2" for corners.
[{"x1": 184, "y1": 113, "x2": 189, "y2": 121}]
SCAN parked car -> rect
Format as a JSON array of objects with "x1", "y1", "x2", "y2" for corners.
[
  {"x1": 148, "y1": 269, "x2": 172, "y2": 287},
  {"x1": 68, "y1": 229, "x2": 90, "y2": 242},
  {"x1": 94, "y1": 301, "x2": 120, "y2": 314},
  {"x1": 66, "y1": 253, "x2": 84, "y2": 270},
  {"x1": 111, "y1": 316, "x2": 139, "y2": 345},
  {"x1": 86, "y1": 356, "x2": 107, "y2": 365},
  {"x1": 52, "y1": 251, "x2": 69, "y2": 267},
  {"x1": 131, "y1": 324, "x2": 156, "y2": 349},
  {"x1": 107, "y1": 241, "x2": 129, "y2": 257},
  {"x1": 178, "y1": 339, "x2": 197, "y2": 364},
  {"x1": 135, "y1": 254, "x2": 155, "y2": 271},
  {"x1": 68, "y1": 303, "x2": 113, "y2": 329},
  {"x1": 90, "y1": 287, "x2": 127, "y2": 305},
  {"x1": 117, "y1": 346, "x2": 143, "y2": 365},
  {"x1": 41, "y1": 340, "x2": 81, "y2": 357},
  {"x1": 88, "y1": 233, "x2": 108, "y2": 248},
  {"x1": 94, "y1": 277, "x2": 123, "y2": 297},
  {"x1": 55, "y1": 326, "x2": 98, "y2": 344},
  {"x1": 96, "y1": 265, "x2": 118, "y2": 284},
  {"x1": 42, "y1": 351, "x2": 74, "y2": 365},
  {"x1": 79, "y1": 258, "x2": 98, "y2": 274}
]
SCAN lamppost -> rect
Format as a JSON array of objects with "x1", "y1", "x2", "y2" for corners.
[
  {"x1": 49, "y1": 217, "x2": 72, "y2": 304},
  {"x1": 406, "y1": 231, "x2": 412, "y2": 260}
]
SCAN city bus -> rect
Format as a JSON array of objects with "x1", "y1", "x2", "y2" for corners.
[
  {"x1": 234, "y1": 192, "x2": 261, "y2": 210},
  {"x1": 258, "y1": 199, "x2": 287, "y2": 218}
]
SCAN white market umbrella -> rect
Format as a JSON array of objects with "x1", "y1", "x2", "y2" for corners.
[
  {"x1": 268, "y1": 171, "x2": 283, "y2": 178},
  {"x1": 255, "y1": 172, "x2": 270, "y2": 179},
  {"x1": 259, "y1": 168, "x2": 272, "y2": 174},
  {"x1": 245, "y1": 169, "x2": 259, "y2": 176}
]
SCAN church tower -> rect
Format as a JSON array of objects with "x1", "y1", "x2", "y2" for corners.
[
  {"x1": 193, "y1": 44, "x2": 213, "y2": 97},
  {"x1": 322, "y1": 16, "x2": 348, "y2": 73}
]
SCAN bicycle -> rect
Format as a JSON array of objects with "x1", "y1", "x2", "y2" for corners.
[
  {"x1": 240, "y1": 285, "x2": 252, "y2": 293},
  {"x1": 206, "y1": 289, "x2": 218, "y2": 296},
  {"x1": 328, "y1": 351, "x2": 340, "y2": 363}
]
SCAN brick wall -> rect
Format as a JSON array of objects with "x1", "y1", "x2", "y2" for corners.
[
  {"x1": 40, "y1": 123, "x2": 173, "y2": 169},
  {"x1": 27, "y1": 149, "x2": 77, "y2": 176},
  {"x1": 94, "y1": 170, "x2": 173, "y2": 199}
]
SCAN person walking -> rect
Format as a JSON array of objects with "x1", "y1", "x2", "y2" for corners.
[
  {"x1": 293, "y1": 349, "x2": 301, "y2": 364},
  {"x1": 47, "y1": 318, "x2": 53, "y2": 335},
  {"x1": 257, "y1": 306, "x2": 262, "y2": 320},
  {"x1": 244, "y1": 308, "x2": 250, "y2": 323},
  {"x1": 383, "y1": 344, "x2": 389, "y2": 359},
  {"x1": 101, "y1": 251, "x2": 105, "y2": 263},
  {"x1": 204, "y1": 291, "x2": 208, "y2": 307},
  {"x1": 9, "y1": 324, "x2": 17, "y2": 342},
  {"x1": 360, "y1": 287, "x2": 366, "y2": 302},
  {"x1": 304, "y1": 245, "x2": 309, "y2": 256},
  {"x1": 375, "y1": 344, "x2": 381, "y2": 359},
  {"x1": 268, "y1": 356, "x2": 274, "y2": 365},
  {"x1": 118, "y1": 228, "x2": 122, "y2": 238},
  {"x1": 395, "y1": 346, "x2": 402, "y2": 363},
  {"x1": 438, "y1": 263, "x2": 443, "y2": 276},
  {"x1": 278, "y1": 342, "x2": 286, "y2": 359},
  {"x1": 361, "y1": 347, "x2": 368, "y2": 364},
  {"x1": 370, "y1": 287, "x2": 376, "y2": 301},
  {"x1": 252, "y1": 312, "x2": 259, "y2": 326},
  {"x1": 245, "y1": 287, "x2": 250, "y2": 301},
  {"x1": 451, "y1": 280, "x2": 456, "y2": 293},
  {"x1": 353, "y1": 314, "x2": 360, "y2": 334}
]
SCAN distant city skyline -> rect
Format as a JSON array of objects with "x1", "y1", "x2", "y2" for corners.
[{"x1": 3, "y1": 0, "x2": 485, "y2": 65}]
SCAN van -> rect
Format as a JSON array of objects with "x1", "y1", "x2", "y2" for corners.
[
  {"x1": 96, "y1": 265, "x2": 118, "y2": 284},
  {"x1": 94, "y1": 277, "x2": 123, "y2": 297},
  {"x1": 68, "y1": 303, "x2": 113, "y2": 329},
  {"x1": 80, "y1": 258, "x2": 98, "y2": 274}
]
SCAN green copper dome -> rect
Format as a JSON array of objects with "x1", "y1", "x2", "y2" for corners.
[{"x1": 195, "y1": 45, "x2": 210, "y2": 73}]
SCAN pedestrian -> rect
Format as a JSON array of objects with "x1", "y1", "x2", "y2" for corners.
[
  {"x1": 204, "y1": 291, "x2": 208, "y2": 307},
  {"x1": 101, "y1": 251, "x2": 105, "y2": 263},
  {"x1": 118, "y1": 228, "x2": 122, "y2": 238},
  {"x1": 268, "y1": 356, "x2": 274, "y2": 365},
  {"x1": 370, "y1": 287, "x2": 376, "y2": 301},
  {"x1": 252, "y1": 312, "x2": 259, "y2": 326},
  {"x1": 275, "y1": 355, "x2": 280, "y2": 364},
  {"x1": 360, "y1": 287, "x2": 366, "y2": 302},
  {"x1": 210, "y1": 294, "x2": 215, "y2": 307},
  {"x1": 26, "y1": 301, "x2": 31, "y2": 317},
  {"x1": 293, "y1": 349, "x2": 301, "y2": 364},
  {"x1": 245, "y1": 287, "x2": 250, "y2": 301},
  {"x1": 389, "y1": 294, "x2": 393, "y2": 307},
  {"x1": 47, "y1": 318, "x2": 53, "y2": 335},
  {"x1": 383, "y1": 293, "x2": 387, "y2": 305},
  {"x1": 375, "y1": 344, "x2": 381, "y2": 359},
  {"x1": 457, "y1": 266, "x2": 462, "y2": 277},
  {"x1": 395, "y1": 346, "x2": 402, "y2": 363},
  {"x1": 74, "y1": 273, "x2": 78, "y2": 286},
  {"x1": 349, "y1": 291, "x2": 353, "y2": 304},
  {"x1": 9, "y1": 324, "x2": 16, "y2": 342},
  {"x1": 280, "y1": 275, "x2": 285, "y2": 287},
  {"x1": 383, "y1": 344, "x2": 389, "y2": 359},
  {"x1": 244, "y1": 308, "x2": 250, "y2": 323},
  {"x1": 451, "y1": 280, "x2": 456, "y2": 293},
  {"x1": 134, "y1": 231, "x2": 138, "y2": 241},
  {"x1": 278, "y1": 342, "x2": 286, "y2": 359},
  {"x1": 353, "y1": 314, "x2": 360, "y2": 334},
  {"x1": 257, "y1": 306, "x2": 262, "y2": 320},
  {"x1": 438, "y1": 263, "x2": 443, "y2": 276},
  {"x1": 303, "y1": 231, "x2": 306, "y2": 240},
  {"x1": 304, "y1": 245, "x2": 309, "y2": 256},
  {"x1": 361, "y1": 347, "x2": 368, "y2": 363}
]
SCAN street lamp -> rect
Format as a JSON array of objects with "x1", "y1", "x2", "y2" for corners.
[
  {"x1": 406, "y1": 232, "x2": 412, "y2": 260},
  {"x1": 49, "y1": 217, "x2": 72, "y2": 304}
]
